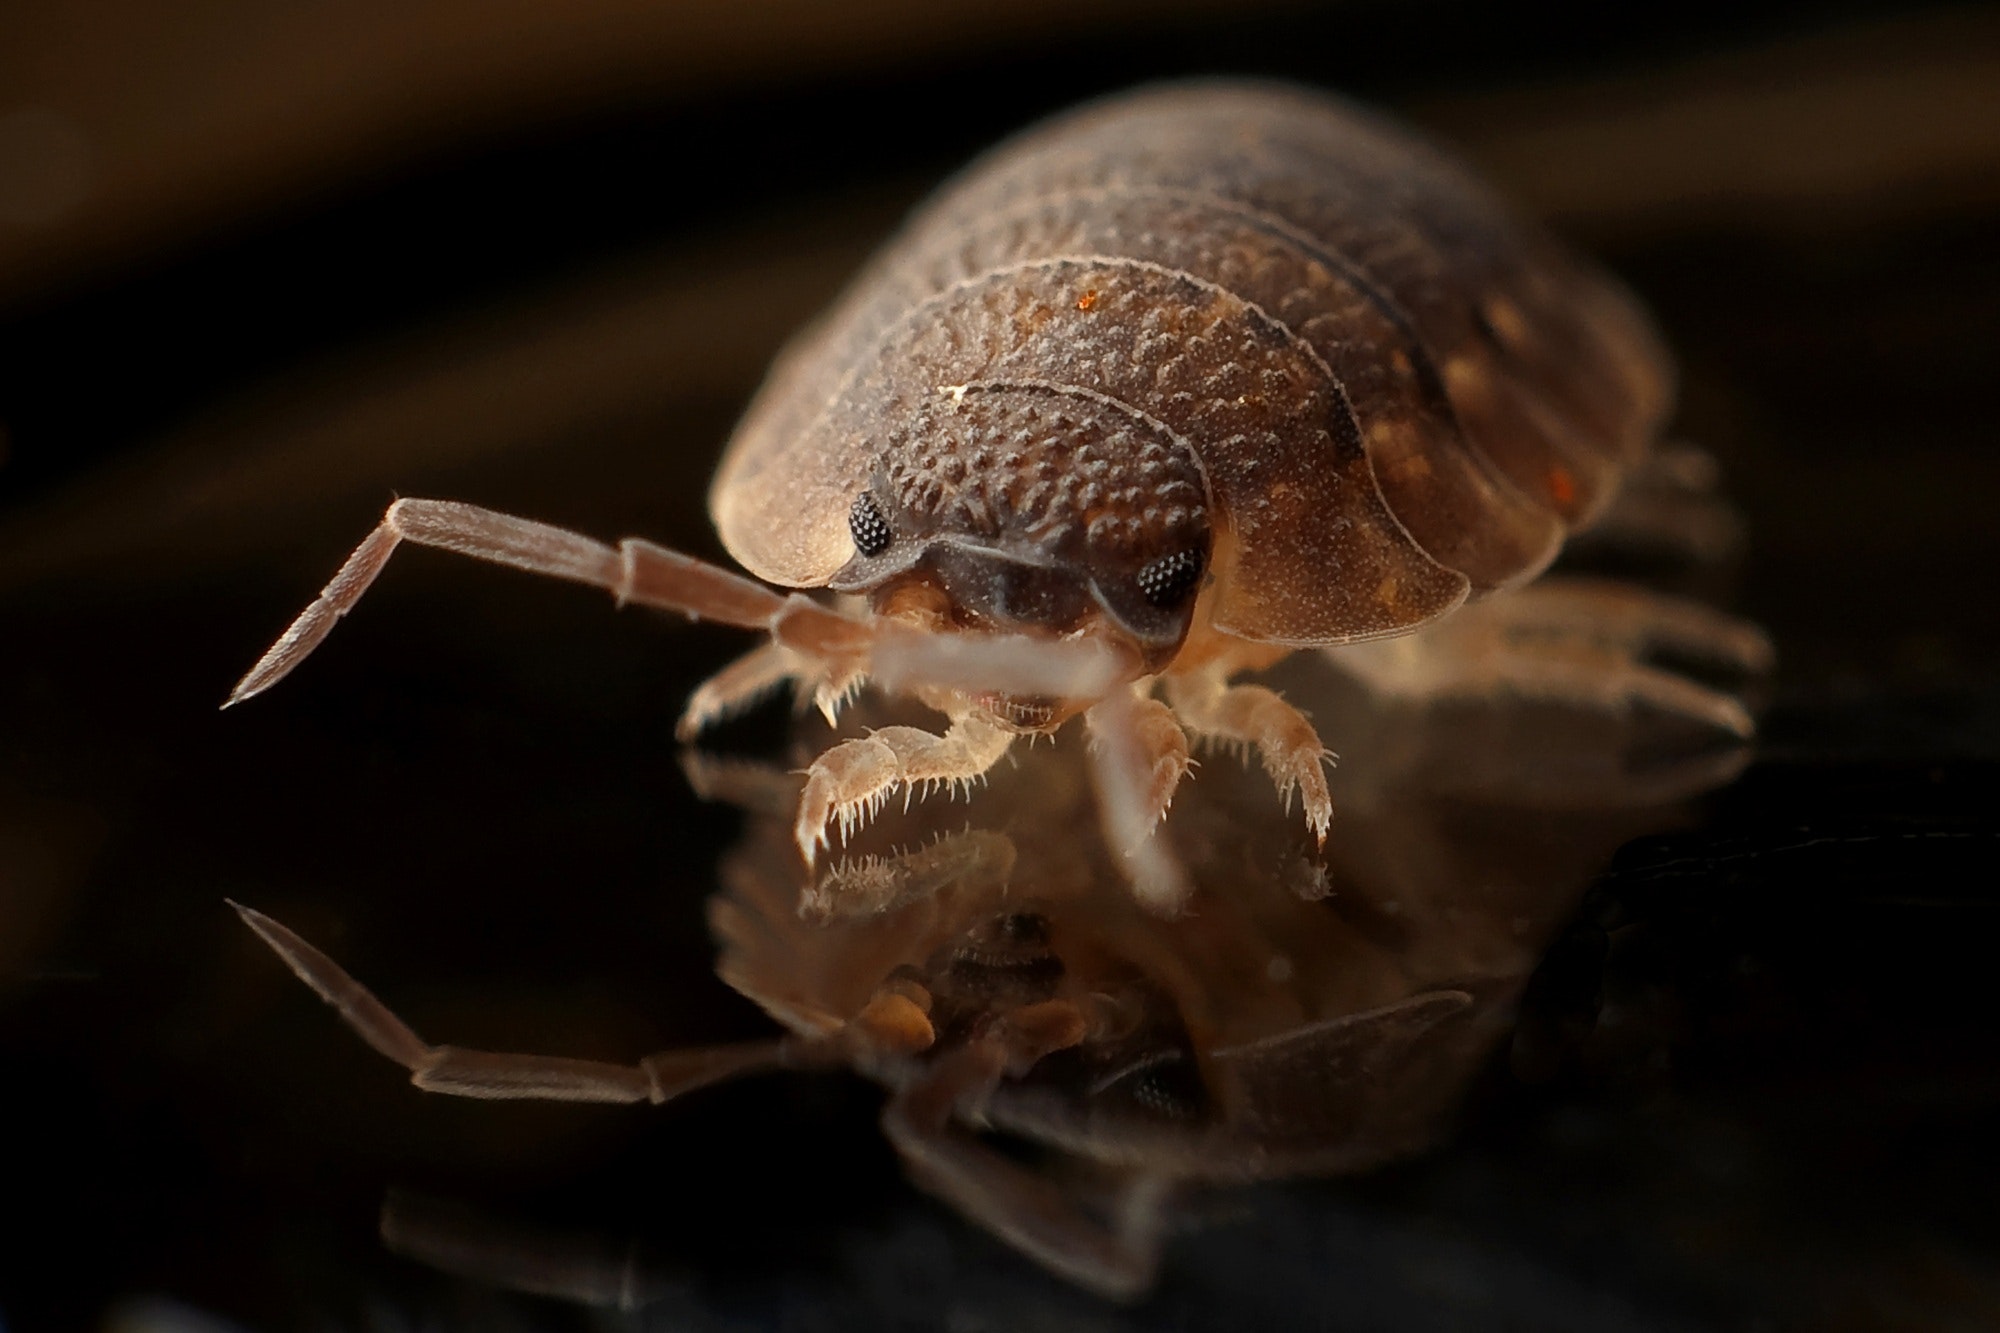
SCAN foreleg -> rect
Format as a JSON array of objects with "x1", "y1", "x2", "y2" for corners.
[{"x1": 794, "y1": 713, "x2": 1016, "y2": 861}]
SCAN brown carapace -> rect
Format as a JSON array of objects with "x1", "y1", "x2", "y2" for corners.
[{"x1": 227, "y1": 82, "x2": 1686, "y2": 911}]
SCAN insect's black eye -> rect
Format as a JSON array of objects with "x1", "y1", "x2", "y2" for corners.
[
  {"x1": 848, "y1": 491, "x2": 892, "y2": 557},
  {"x1": 1136, "y1": 549, "x2": 1204, "y2": 609}
]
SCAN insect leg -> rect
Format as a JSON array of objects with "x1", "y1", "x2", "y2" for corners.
[
  {"x1": 232, "y1": 901, "x2": 800, "y2": 1103},
  {"x1": 225, "y1": 498, "x2": 871, "y2": 706},
  {"x1": 1325, "y1": 578, "x2": 1769, "y2": 805},
  {"x1": 1164, "y1": 670, "x2": 1334, "y2": 845},
  {"x1": 1565, "y1": 440, "x2": 1747, "y2": 568},
  {"x1": 793, "y1": 714, "x2": 1015, "y2": 863},
  {"x1": 1084, "y1": 690, "x2": 1195, "y2": 914},
  {"x1": 1329, "y1": 577, "x2": 1769, "y2": 734},
  {"x1": 676, "y1": 642, "x2": 804, "y2": 741}
]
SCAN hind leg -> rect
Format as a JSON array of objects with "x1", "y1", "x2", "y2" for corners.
[
  {"x1": 1567, "y1": 440, "x2": 1747, "y2": 567},
  {"x1": 1328, "y1": 576, "x2": 1771, "y2": 739}
]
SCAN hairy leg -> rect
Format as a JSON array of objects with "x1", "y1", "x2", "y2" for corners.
[
  {"x1": 793, "y1": 712, "x2": 1017, "y2": 861},
  {"x1": 802, "y1": 828, "x2": 1019, "y2": 921},
  {"x1": 1165, "y1": 669, "x2": 1333, "y2": 845}
]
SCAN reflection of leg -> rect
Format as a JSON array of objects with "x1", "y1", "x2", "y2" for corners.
[
  {"x1": 882, "y1": 1040, "x2": 1170, "y2": 1301},
  {"x1": 1330, "y1": 577, "x2": 1771, "y2": 738},
  {"x1": 380, "y1": 1191, "x2": 670, "y2": 1309},
  {"x1": 1166, "y1": 670, "x2": 1333, "y2": 844},
  {"x1": 794, "y1": 714, "x2": 1016, "y2": 860},
  {"x1": 233, "y1": 902, "x2": 790, "y2": 1103},
  {"x1": 802, "y1": 828, "x2": 1018, "y2": 921},
  {"x1": 1085, "y1": 690, "x2": 1194, "y2": 914},
  {"x1": 676, "y1": 749, "x2": 802, "y2": 815}
]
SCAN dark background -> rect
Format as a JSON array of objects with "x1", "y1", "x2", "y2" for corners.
[{"x1": 2, "y1": 1, "x2": 1997, "y2": 1328}]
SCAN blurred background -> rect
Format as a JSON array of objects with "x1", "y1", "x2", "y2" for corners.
[{"x1": 2, "y1": 1, "x2": 1997, "y2": 1328}]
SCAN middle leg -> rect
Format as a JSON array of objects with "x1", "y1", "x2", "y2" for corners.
[{"x1": 1165, "y1": 668, "x2": 1334, "y2": 844}]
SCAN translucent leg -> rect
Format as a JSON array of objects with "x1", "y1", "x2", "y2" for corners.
[
  {"x1": 1329, "y1": 576, "x2": 1772, "y2": 740},
  {"x1": 1571, "y1": 440, "x2": 1747, "y2": 567},
  {"x1": 379, "y1": 1191, "x2": 667, "y2": 1310}
]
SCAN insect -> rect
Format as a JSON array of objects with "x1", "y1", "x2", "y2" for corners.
[
  {"x1": 235, "y1": 612, "x2": 1763, "y2": 1301},
  {"x1": 228, "y1": 81, "x2": 1693, "y2": 911}
]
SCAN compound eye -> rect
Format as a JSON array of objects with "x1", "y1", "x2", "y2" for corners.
[
  {"x1": 848, "y1": 491, "x2": 892, "y2": 557},
  {"x1": 1135, "y1": 549, "x2": 1204, "y2": 609}
]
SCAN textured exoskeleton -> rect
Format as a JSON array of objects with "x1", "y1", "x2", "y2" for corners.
[{"x1": 229, "y1": 82, "x2": 1730, "y2": 911}]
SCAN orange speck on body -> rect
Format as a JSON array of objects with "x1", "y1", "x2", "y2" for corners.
[
  {"x1": 1076, "y1": 289, "x2": 1098, "y2": 311},
  {"x1": 1547, "y1": 466, "x2": 1576, "y2": 508}
]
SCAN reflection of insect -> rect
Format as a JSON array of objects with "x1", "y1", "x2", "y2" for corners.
[
  {"x1": 234, "y1": 628, "x2": 1761, "y2": 1301},
  {"x1": 228, "y1": 81, "x2": 1687, "y2": 910}
]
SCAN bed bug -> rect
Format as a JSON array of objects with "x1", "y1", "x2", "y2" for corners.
[
  {"x1": 226, "y1": 81, "x2": 1695, "y2": 911},
  {"x1": 234, "y1": 606, "x2": 1763, "y2": 1300}
]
